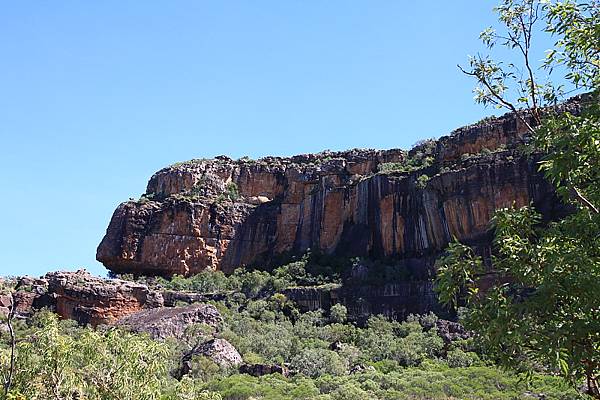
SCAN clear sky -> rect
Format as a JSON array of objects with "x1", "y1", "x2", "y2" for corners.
[{"x1": 0, "y1": 1, "x2": 557, "y2": 277}]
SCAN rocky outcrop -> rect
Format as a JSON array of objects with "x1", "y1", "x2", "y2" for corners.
[
  {"x1": 285, "y1": 281, "x2": 443, "y2": 322},
  {"x1": 283, "y1": 285, "x2": 341, "y2": 312},
  {"x1": 12, "y1": 270, "x2": 164, "y2": 326},
  {"x1": 97, "y1": 103, "x2": 578, "y2": 279},
  {"x1": 46, "y1": 270, "x2": 164, "y2": 326},
  {"x1": 116, "y1": 303, "x2": 222, "y2": 339},
  {"x1": 12, "y1": 276, "x2": 53, "y2": 317},
  {"x1": 182, "y1": 338, "x2": 243, "y2": 369},
  {"x1": 0, "y1": 294, "x2": 12, "y2": 318},
  {"x1": 97, "y1": 149, "x2": 406, "y2": 277},
  {"x1": 95, "y1": 101, "x2": 583, "y2": 320}
]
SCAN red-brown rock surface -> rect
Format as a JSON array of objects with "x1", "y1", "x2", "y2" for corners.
[
  {"x1": 28, "y1": 270, "x2": 165, "y2": 326},
  {"x1": 97, "y1": 104, "x2": 578, "y2": 278}
]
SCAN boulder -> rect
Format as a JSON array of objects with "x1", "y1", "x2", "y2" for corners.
[{"x1": 186, "y1": 338, "x2": 242, "y2": 369}]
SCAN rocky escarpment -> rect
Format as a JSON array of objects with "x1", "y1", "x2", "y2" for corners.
[
  {"x1": 95, "y1": 101, "x2": 582, "y2": 320},
  {"x1": 97, "y1": 102, "x2": 579, "y2": 279},
  {"x1": 9, "y1": 270, "x2": 163, "y2": 326}
]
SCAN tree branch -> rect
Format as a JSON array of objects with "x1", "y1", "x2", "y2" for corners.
[
  {"x1": 458, "y1": 63, "x2": 537, "y2": 134},
  {"x1": 570, "y1": 185, "x2": 600, "y2": 214}
]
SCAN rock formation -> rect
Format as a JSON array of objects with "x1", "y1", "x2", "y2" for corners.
[
  {"x1": 184, "y1": 338, "x2": 243, "y2": 368},
  {"x1": 116, "y1": 303, "x2": 223, "y2": 340},
  {"x1": 95, "y1": 101, "x2": 580, "y2": 319},
  {"x1": 11, "y1": 270, "x2": 164, "y2": 326},
  {"x1": 0, "y1": 293, "x2": 11, "y2": 318},
  {"x1": 97, "y1": 103, "x2": 579, "y2": 279}
]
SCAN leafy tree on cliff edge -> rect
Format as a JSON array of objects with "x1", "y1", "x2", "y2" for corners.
[{"x1": 436, "y1": 0, "x2": 600, "y2": 397}]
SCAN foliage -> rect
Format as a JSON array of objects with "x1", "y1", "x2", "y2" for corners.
[
  {"x1": 204, "y1": 364, "x2": 581, "y2": 400},
  {"x1": 0, "y1": 312, "x2": 220, "y2": 400},
  {"x1": 545, "y1": 0, "x2": 600, "y2": 89},
  {"x1": 534, "y1": 97, "x2": 600, "y2": 214},
  {"x1": 157, "y1": 268, "x2": 291, "y2": 299},
  {"x1": 460, "y1": 0, "x2": 598, "y2": 134},
  {"x1": 225, "y1": 182, "x2": 240, "y2": 201},
  {"x1": 378, "y1": 162, "x2": 408, "y2": 173},
  {"x1": 436, "y1": 205, "x2": 600, "y2": 394},
  {"x1": 377, "y1": 139, "x2": 436, "y2": 175},
  {"x1": 446, "y1": 0, "x2": 600, "y2": 396},
  {"x1": 159, "y1": 270, "x2": 231, "y2": 293},
  {"x1": 0, "y1": 274, "x2": 585, "y2": 399},
  {"x1": 435, "y1": 240, "x2": 483, "y2": 310},
  {"x1": 329, "y1": 304, "x2": 348, "y2": 324},
  {"x1": 290, "y1": 348, "x2": 348, "y2": 378},
  {"x1": 446, "y1": 349, "x2": 481, "y2": 368},
  {"x1": 416, "y1": 174, "x2": 430, "y2": 189}
]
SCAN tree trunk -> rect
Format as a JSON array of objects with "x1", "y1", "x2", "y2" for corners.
[{"x1": 587, "y1": 371, "x2": 600, "y2": 398}]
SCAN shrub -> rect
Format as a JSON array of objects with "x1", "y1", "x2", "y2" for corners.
[
  {"x1": 225, "y1": 182, "x2": 239, "y2": 201},
  {"x1": 378, "y1": 162, "x2": 408, "y2": 173},
  {"x1": 290, "y1": 348, "x2": 348, "y2": 378},
  {"x1": 446, "y1": 349, "x2": 480, "y2": 368},
  {"x1": 3, "y1": 312, "x2": 220, "y2": 400},
  {"x1": 329, "y1": 304, "x2": 348, "y2": 324},
  {"x1": 416, "y1": 174, "x2": 430, "y2": 189}
]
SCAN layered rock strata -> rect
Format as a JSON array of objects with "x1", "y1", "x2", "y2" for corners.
[
  {"x1": 97, "y1": 105, "x2": 577, "y2": 278},
  {"x1": 95, "y1": 102, "x2": 580, "y2": 320}
]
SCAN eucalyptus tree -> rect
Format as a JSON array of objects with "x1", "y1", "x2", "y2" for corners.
[{"x1": 437, "y1": 0, "x2": 600, "y2": 397}]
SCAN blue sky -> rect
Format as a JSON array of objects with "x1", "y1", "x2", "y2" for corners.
[{"x1": 0, "y1": 1, "x2": 557, "y2": 277}]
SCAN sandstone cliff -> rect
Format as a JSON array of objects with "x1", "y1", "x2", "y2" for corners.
[{"x1": 97, "y1": 105, "x2": 576, "y2": 279}]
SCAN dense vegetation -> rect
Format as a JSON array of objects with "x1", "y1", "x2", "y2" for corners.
[{"x1": 0, "y1": 281, "x2": 584, "y2": 399}]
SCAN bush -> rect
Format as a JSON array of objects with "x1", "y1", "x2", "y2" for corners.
[
  {"x1": 3, "y1": 312, "x2": 220, "y2": 400},
  {"x1": 329, "y1": 304, "x2": 348, "y2": 324},
  {"x1": 225, "y1": 182, "x2": 239, "y2": 201},
  {"x1": 159, "y1": 271, "x2": 230, "y2": 293},
  {"x1": 416, "y1": 174, "x2": 430, "y2": 189},
  {"x1": 446, "y1": 349, "x2": 480, "y2": 368},
  {"x1": 290, "y1": 348, "x2": 348, "y2": 378}
]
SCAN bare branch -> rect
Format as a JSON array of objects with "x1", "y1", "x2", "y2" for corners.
[
  {"x1": 570, "y1": 186, "x2": 600, "y2": 214},
  {"x1": 517, "y1": 9, "x2": 541, "y2": 124},
  {"x1": 457, "y1": 63, "x2": 537, "y2": 134}
]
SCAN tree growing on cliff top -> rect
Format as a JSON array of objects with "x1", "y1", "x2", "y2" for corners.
[{"x1": 437, "y1": 0, "x2": 600, "y2": 397}]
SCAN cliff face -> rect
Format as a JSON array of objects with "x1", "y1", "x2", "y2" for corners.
[{"x1": 97, "y1": 108, "x2": 568, "y2": 280}]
